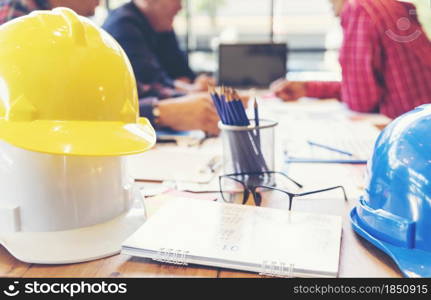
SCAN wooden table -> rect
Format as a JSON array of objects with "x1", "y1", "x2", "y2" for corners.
[
  {"x1": 0, "y1": 165, "x2": 402, "y2": 278},
  {"x1": 0, "y1": 100, "x2": 402, "y2": 278}
]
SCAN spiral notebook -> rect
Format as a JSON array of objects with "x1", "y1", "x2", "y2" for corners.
[{"x1": 122, "y1": 198, "x2": 342, "y2": 277}]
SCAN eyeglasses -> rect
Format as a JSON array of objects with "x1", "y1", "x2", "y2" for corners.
[{"x1": 219, "y1": 171, "x2": 348, "y2": 210}]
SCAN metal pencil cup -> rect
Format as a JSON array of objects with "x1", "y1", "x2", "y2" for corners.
[{"x1": 219, "y1": 119, "x2": 278, "y2": 175}]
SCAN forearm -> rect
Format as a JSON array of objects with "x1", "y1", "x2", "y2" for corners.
[{"x1": 305, "y1": 81, "x2": 342, "y2": 99}]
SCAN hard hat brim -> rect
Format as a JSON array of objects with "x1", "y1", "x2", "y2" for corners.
[
  {"x1": 0, "y1": 208, "x2": 146, "y2": 264},
  {"x1": 351, "y1": 207, "x2": 431, "y2": 278},
  {"x1": 0, "y1": 118, "x2": 156, "y2": 156}
]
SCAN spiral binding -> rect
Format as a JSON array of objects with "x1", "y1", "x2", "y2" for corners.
[
  {"x1": 153, "y1": 248, "x2": 189, "y2": 266},
  {"x1": 259, "y1": 261, "x2": 295, "y2": 278}
]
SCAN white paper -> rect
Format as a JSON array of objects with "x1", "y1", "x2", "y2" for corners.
[
  {"x1": 122, "y1": 197, "x2": 342, "y2": 277},
  {"x1": 126, "y1": 146, "x2": 222, "y2": 183}
]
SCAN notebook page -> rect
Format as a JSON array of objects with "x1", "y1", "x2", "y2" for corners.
[
  {"x1": 122, "y1": 198, "x2": 342, "y2": 277},
  {"x1": 126, "y1": 146, "x2": 221, "y2": 183}
]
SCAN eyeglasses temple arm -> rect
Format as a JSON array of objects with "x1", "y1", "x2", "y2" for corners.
[
  {"x1": 296, "y1": 186, "x2": 348, "y2": 202},
  {"x1": 275, "y1": 172, "x2": 303, "y2": 188}
]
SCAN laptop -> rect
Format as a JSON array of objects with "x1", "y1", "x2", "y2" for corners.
[{"x1": 217, "y1": 43, "x2": 288, "y2": 88}]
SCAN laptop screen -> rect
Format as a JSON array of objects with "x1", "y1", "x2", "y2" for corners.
[{"x1": 218, "y1": 43, "x2": 287, "y2": 88}]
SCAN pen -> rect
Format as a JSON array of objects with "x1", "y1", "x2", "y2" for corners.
[
  {"x1": 209, "y1": 160, "x2": 222, "y2": 173},
  {"x1": 253, "y1": 97, "x2": 261, "y2": 149},
  {"x1": 254, "y1": 97, "x2": 259, "y2": 127},
  {"x1": 286, "y1": 157, "x2": 367, "y2": 164},
  {"x1": 156, "y1": 138, "x2": 177, "y2": 144},
  {"x1": 307, "y1": 140, "x2": 353, "y2": 157}
]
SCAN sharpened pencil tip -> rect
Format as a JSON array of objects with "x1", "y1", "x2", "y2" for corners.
[{"x1": 208, "y1": 84, "x2": 215, "y2": 94}]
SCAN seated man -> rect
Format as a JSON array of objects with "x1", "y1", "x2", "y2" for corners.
[
  {"x1": 271, "y1": 0, "x2": 431, "y2": 119},
  {"x1": 0, "y1": 0, "x2": 100, "y2": 23},
  {"x1": 103, "y1": 0, "x2": 214, "y2": 96}
]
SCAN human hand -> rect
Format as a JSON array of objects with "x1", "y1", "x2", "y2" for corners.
[
  {"x1": 174, "y1": 75, "x2": 216, "y2": 94},
  {"x1": 194, "y1": 74, "x2": 216, "y2": 92},
  {"x1": 158, "y1": 94, "x2": 220, "y2": 136},
  {"x1": 270, "y1": 79, "x2": 307, "y2": 101}
]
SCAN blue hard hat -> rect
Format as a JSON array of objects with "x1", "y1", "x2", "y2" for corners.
[{"x1": 350, "y1": 104, "x2": 431, "y2": 278}]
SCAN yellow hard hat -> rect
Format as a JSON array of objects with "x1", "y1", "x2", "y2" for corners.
[{"x1": 0, "y1": 8, "x2": 155, "y2": 156}]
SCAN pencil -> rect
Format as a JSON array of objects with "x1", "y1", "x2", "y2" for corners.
[
  {"x1": 208, "y1": 85, "x2": 269, "y2": 174},
  {"x1": 307, "y1": 140, "x2": 353, "y2": 157},
  {"x1": 254, "y1": 97, "x2": 259, "y2": 128},
  {"x1": 253, "y1": 97, "x2": 261, "y2": 150}
]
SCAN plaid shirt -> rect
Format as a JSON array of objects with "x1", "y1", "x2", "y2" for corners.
[
  {"x1": 0, "y1": 0, "x2": 50, "y2": 25},
  {"x1": 306, "y1": 0, "x2": 431, "y2": 119}
]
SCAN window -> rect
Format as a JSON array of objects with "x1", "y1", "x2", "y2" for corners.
[{"x1": 100, "y1": 0, "x2": 342, "y2": 75}]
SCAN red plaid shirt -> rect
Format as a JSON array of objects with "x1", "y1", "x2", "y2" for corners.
[
  {"x1": 0, "y1": 0, "x2": 50, "y2": 25},
  {"x1": 306, "y1": 0, "x2": 431, "y2": 119}
]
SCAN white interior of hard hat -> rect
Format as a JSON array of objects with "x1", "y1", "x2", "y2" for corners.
[{"x1": 0, "y1": 141, "x2": 147, "y2": 264}]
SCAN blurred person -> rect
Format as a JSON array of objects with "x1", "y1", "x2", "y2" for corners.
[
  {"x1": 103, "y1": 0, "x2": 215, "y2": 96},
  {"x1": 0, "y1": 0, "x2": 100, "y2": 24},
  {"x1": 271, "y1": 0, "x2": 431, "y2": 119}
]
